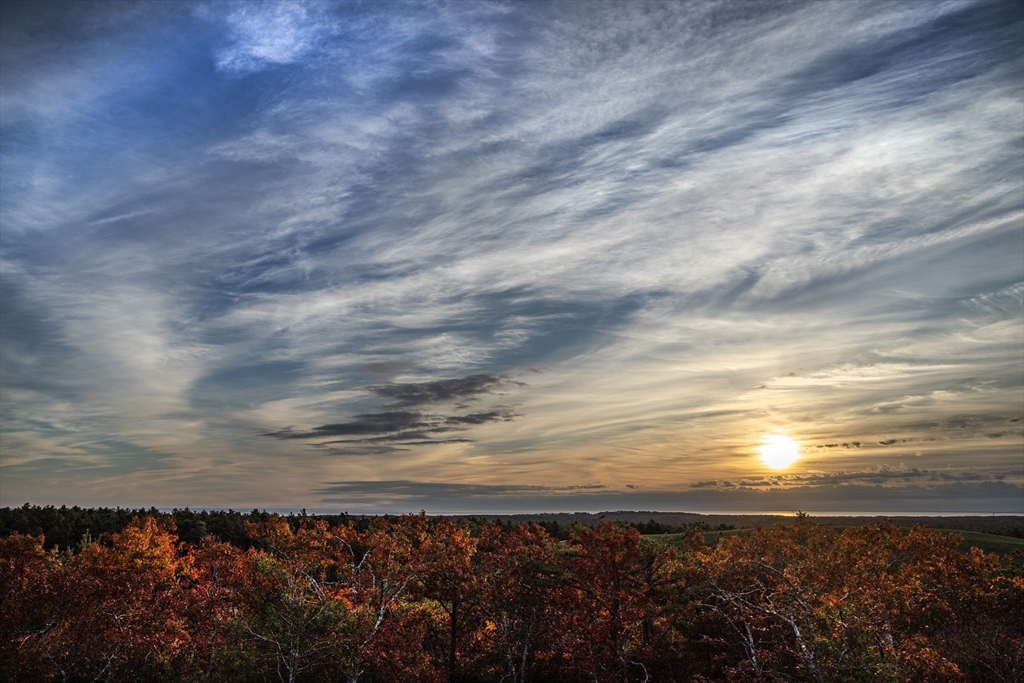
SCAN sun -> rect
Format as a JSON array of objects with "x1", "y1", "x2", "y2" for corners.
[{"x1": 758, "y1": 435, "x2": 801, "y2": 470}]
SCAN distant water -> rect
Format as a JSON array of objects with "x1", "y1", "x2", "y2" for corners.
[
  {"x1": 157, "y1": 508, "x2": 1022, "y2": 517},
  {"x1": 680, "y1": 510, "x2": 1023, "y2": 517}
]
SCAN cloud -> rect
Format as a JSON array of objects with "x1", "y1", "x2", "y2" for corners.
[
  {"x1": 362, "y1": 361, "x2": 416, "y2": 377},
  {"x1": 315, "y1": 480, "x2": 611, "y2": 507},
  {"x1": 267, "y1": 411, "x2": 433, "y2": 439},
  {"x1": 368, "y1": 374, "x2": 524, "y2": 406},
  {"x1": 213, "y1": 2, "x2": 334, "y2": 73},
  {"x1": 262, "y1": 372, "x2": 523, "y2": 453},
  {"x1": 1, "y1": 0, "x2": 1021, "y2": 509},
  {"x1": 446, "y1": 409, "x2": 519, "y2": 425},
  {"x1": 685, "y1": 465, "x2": 1021, "y2": 490}
]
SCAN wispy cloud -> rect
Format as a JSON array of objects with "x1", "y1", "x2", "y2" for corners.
[
  {"x1": 262, "y1": 373, "x2": 523, "y2": 453},
  {"x1": 368, "y1": 374, "x2": 524, "y2": 407},
  {"x1": 1, "y1": 0, "x2": 1020, "y2": 511},
  {"x1": 211, "y1": 2, "x2": 335, "y2": 73}
]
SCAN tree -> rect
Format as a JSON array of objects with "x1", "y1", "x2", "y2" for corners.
[
  {"x1": 418, "y1": 518, "x2": 477, "y2": 682},
  {"x1": 32, "y1": 517, "x2": 194, "y2": 682},
  {"x1": 691, "y1": 518, "x2": 1017, "y2": 682},
  {"x1": 0, "y1": 533, "x2": 59, "y2": 682},
  {"x1": 229, "y1": 516, "x2": 352, "y2": 683},
  {"x1": 559, "y1": 523, "x2": 688, "y2": 682},
  {"x1": 464, "y1": 523, "x2": 566, "y2": 683},
  {"x1": 336, "y1": 514, "x2": 443, "y2": 682}
]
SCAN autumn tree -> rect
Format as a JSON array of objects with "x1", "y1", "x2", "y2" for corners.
[
  {"x1": 692, "y1": 518, "x2": 1022, "y2": 682},
  {"x1": 0, "y1": 533, "x2": 60, "y2": 682},
  {"x1": 26, "y1": 517, "x2": 195, "y2": 682},
  {"x1": 418, "y1": 518, "x2": 477, "y2": 682},
  {"x1": 2, "y1": 510, "x2": 1019, "y2": 682},
  {"x1": 225, "y1": 516, "x2": 356, "y2": 683},
  {"x1": 558, "y1": 523, "x2": 689, "y2": 682},
  {"x1": 461, "y1": 523, "x2": 566, "y2": 683},
  {"x1": 337, "y1": 514, "x2": 445, "y2": 682},
  {"x1": 182, "y1": 536, "x2": 259, "y2": 681}
]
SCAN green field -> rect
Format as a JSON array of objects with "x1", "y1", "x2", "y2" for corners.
[
  {"x1": 646, "y1": 528, "x2": 1024, "y2": 556},
  {"x1": 952, "y1": 530, "x2": 1024, "y2": 555}
]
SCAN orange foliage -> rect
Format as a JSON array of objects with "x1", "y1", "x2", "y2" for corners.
[{"x1": 1, "y1": 514, "x2": 1020, "y2": 682}]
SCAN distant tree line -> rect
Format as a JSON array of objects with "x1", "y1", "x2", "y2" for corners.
[
  {"x1": 1, "y1": 509, "x2": 1021, "y2": 682},
  {"x1": 478, "y1": 511, "x2": 1024, "y2": 540},
  {"x1": 0, "y1": 505, "x2": 384, "y2": 551},
  {"x1": 0, "y1": 505, "x2": 736, "y2": 551}
]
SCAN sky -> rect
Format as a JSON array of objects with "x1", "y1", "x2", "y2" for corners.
[{"x1": 1, "y1": 0, "x2": 1022, "y2": 515}]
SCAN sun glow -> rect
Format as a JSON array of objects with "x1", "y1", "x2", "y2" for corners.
[{"x1": 758, "y1": 435, "x2": 801, "y2": 470}]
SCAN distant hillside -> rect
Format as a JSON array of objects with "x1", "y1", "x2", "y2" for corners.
[{"x1": 451, "y1": 510, "x2": 1024, "y2": 538}]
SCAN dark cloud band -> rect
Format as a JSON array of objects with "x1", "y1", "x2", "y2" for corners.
[{"x1": 263, "y1": 373, "x2": 523, "y2": 452}]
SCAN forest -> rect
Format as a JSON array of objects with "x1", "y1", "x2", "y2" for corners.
[{"x1": 1, "y1": 507, "x2": 1022, "y2": 683}]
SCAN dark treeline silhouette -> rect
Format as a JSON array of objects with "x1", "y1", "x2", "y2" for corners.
[
  {"x1": 474, "y1": 511, "x2": 1024, "y2": 539},
  {"x1": 1, "y1": 508, "x2": 1022, "y2": 682},
  {"x1": 0, "y1": 504, "x2": 275, "y2": 551},
  {"x1": 0, "y1": 505, "x2": 734, "y2": 551},
  {"x1": 4, "y1": 505, "x2": 1021, "y2": 552}
]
